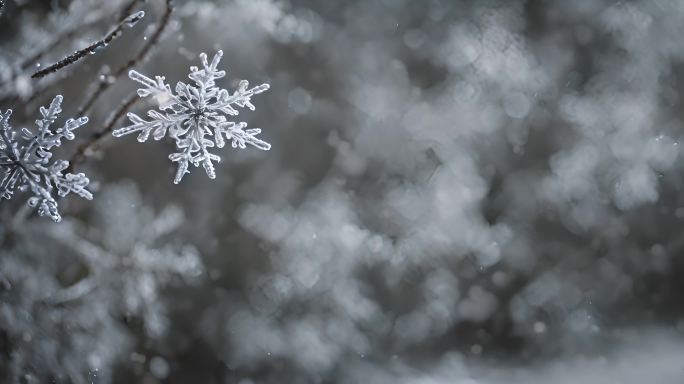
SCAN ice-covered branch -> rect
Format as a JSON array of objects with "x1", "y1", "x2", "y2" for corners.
[{"x1": 31, "y1": 11, "x2": 145, "y2": 79}]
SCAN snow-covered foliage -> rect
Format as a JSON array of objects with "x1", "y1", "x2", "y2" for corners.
[
  {"x1": 192, "y1": 0, "x2": 684, "y2": 382},
  {"x1": 0, "y1": 182, "x2": 202, "y2": 383},
  {"x1": 0, "y1": 95, "x2": 91, "y2": 222},
  {"x1": 113, "y1": 50, "x2": 270, "y2": 184},
  {"x1": 46, "y1": 182, "x2": 203, "y2": 336}
]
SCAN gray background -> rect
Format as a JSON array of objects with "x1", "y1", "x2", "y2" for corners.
[{"x1": 2, "y1": 0, "x2": 684, "y2": 383}]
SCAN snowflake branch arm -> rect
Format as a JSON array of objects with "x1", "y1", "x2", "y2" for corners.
[
  {"x1": 169, "y1": 145, "x2": 192, "y2": 185},
  {"x1": 1, "y1": 166, "x2": 21, "y2": 199},
  {"x1": 216, "y1": 122, "x2": 271, "y2": 151},
  {"x1": 26, "y1": 177, "x2": 61, "y2": 221},
  {"x1": 197, "y1": 136, "x2": 220, "y2": 180},
  {"x1": 49, "y1": 160, "x2": 93, "y2": 200},
  {"x1": 188, "y1": 50, "x2": 226, "y2": 87},
  {"x1": 0, "y1": 110, "x2": 19, "y2": 159},
  {"x1": 30, "y1": 95, "x2": 89, "y2": 151},
  {"x1": 112, "y1": 111, "x2": 174, "y2": 142},
  {"x1": 215, "y1": 81, "x2": 270, "y2": 116},
  {"x1": 35, "y1": 95, "x2": 63, "y2": 142},
  {"x1": 129, "y1": 70, "x2": 177, "y2": 109}
]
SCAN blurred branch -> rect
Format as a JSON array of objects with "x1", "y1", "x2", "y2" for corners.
[
  {"x1": 43, "y1": 276, "x2": 99, "y2": 306},
  {"x1": 9, "y1": 203, "x2": 32, "y2": 232},
  {"x1": 67, "y1": 93, "x2": 140, "y2": 173},
  {"x1": 77, "y1": 0, "x2": 174, "y2": 116}
]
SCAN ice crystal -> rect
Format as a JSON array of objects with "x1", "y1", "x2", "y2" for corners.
[
  {"x1": 113, "y1": 50, "x2": 271, "y2": 184},
  {"x1": 0, "y1": 95, "x2": 92, "y2": 222}
]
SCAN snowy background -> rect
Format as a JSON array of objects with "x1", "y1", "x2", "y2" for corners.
[{"x1": 2, "y1": 0, "x2": 684, "y2": 383}]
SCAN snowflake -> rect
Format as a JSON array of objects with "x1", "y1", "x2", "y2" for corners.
[
  {"x1": 0, "y1": 95, "x2": 92, "y2": 222},
  {"x1": 113, "y1": 50, "x2": 271, "y2": 184}
]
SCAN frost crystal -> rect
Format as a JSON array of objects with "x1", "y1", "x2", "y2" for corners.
[
  {"x1": 113, "y1": 50, "x2": 271, "y2": 184},
  {"x1": 0, "y1": 95, "x2": 92, "y2": 222}
]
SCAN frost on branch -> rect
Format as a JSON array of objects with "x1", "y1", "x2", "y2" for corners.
[
  {"x1": 0, "y1": 95, "x2": 92, "y2": 222},
  {"x1": 113, "y1": 50, "x2": 271, "y2": 184},
  {"x1": 30, "y1": 10, "x2": 146, "y2": 79}
]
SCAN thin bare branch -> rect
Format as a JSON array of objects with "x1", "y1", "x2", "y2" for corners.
[
  {"x1": 31, "y1": 10, "x2": 146, "y2": 79},
  {"x1": 77, "y1": 0, "x2": 174, "y2": 117},
  {"x1": 68, "y1": 93, "x2": 141, "y2": 173}
]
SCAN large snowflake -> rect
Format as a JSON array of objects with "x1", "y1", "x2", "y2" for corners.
[
  {"x1": 113, "y1": 50, "x2": 271, "y2": 184},
  {"x1": 0, "y1": 95, "x2": 92, "y2": 222}
]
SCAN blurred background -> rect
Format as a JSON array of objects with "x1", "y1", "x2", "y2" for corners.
[{"x1": 2, "y1": 0, "x2": 684, "y2": 383}]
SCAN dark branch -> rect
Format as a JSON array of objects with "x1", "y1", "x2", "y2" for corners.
[
  {"x1": 78, "y1": 0, "x2": 173, "y2": 117},
  {"x1": 18, "y1": 17, "x2": 106, "y2": 73},
  {"x1": 2, "y1": 0, "x2": 140, "y2": 83},
  {"x1": 31, "y1": 10, "x2": 146, "y2": 79},
  {"x1": 67, "y1": 94, "x2": 140, "y2": 173}
]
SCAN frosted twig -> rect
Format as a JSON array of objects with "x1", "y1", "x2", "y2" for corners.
[
  {"x1": 19, "y1": 17, "x2": 107, "y2": 74},
  {"x1": 0, "y1": 0, "x2": 141, "y2": 106},
  {"x1": 31, "y1": 10, "x2": 146, "y2": 79}
]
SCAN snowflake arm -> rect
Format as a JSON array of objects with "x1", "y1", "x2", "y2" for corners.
[
  {"x1": 0, "y1": 95, "x2": 92, "y2": 222},
  {"x1": 215, "y1": 122, "x2": 271, "y2": 151},
  {"x1": 113, "y1": 50, "x2": 271, "y2": 184},
  {"x1": 115, "y1": 110, "x2": 178, "y2": 142}
]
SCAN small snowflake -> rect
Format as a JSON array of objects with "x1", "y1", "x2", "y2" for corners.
[
  {"x1": 0, "y1": 95, "x2": 92, "y2": 222},
  {"x1": 113, "y1": 50, "x2": 271, "y2": 184}
]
